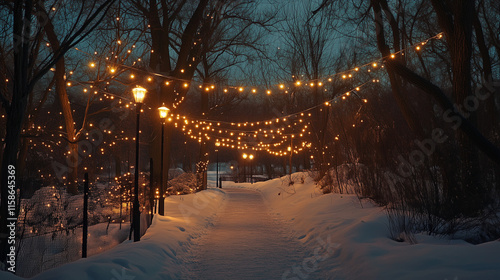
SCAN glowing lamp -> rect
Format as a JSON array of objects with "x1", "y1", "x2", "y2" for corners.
[
  {"x1": 158, "y1": 105, "x2": 169, "y2": 119},
  {"x1": 132, "y1": 87, "x2": 147, "y2": 103}
]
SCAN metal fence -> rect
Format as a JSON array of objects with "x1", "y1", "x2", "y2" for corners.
[{"x1": 14, "y1": 172, "x2": 154, "y2": 278}]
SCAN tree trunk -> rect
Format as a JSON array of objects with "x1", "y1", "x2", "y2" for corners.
[
  {"x1": 436, "y1": 0, "x2": 482, "y2": 215},
  {"x1": 54, "y1": 60, "x2": 79, "y2": 194},
  {"x1": 147, "y1": 0, "x2": 209, "y2": 192},
  {"x1": 0, "y1": 0, "x2": 33, "y2": 267},
  {"x1": 372, "y1": 0, "x2": 424, "y2": 136},
  {"x1": 44, "y1": 10, "x2": 79, "y2": 193}
]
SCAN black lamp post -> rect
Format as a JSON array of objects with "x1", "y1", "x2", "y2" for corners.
[
  {"x1": 215, "y1": 141, "x2": 220, "y2": 188},
  {"x1": 242, "y1": 153, "x2": 248, "y2": 182},
  {"x1": 132, "y1": 86, "x2": 146, "y2": 242},
  {"x1": 249, "y1": 153, "x2": 254, "y2": 184},
  {"x1": 158, "y1": 105, "x2": 169, "y2": 216}
]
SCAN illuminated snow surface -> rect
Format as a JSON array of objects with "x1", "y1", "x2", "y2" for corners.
[
  {"x1": 2, "y1": 172, "x2": 499, "y2": 279},
  {"x1": 182, "y1": 188, "x2": 307, "y2": 279}
]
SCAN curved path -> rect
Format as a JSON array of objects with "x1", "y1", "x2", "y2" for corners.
[{"x1": 182, "y1": 188, "x2": 305, "y2": 279}]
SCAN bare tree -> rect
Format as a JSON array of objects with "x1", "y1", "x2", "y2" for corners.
[{"x1": 0, "y1": 0, "x2": 115, "y2": 268}]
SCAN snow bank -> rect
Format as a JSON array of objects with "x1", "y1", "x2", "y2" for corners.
[
  {"x1": 227, "y1": 173, "x2": 500, "y2": 279},
  {"x1": 1, "y1": 188, "x2": 226, "y2": 280},
  {"x1": 3, "y1": 173, "x2": 498, "y2": 279}
]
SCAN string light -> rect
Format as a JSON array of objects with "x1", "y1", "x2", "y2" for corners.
[{"x1": 23, "y1": 31, "x2": 443, "y2": 174}]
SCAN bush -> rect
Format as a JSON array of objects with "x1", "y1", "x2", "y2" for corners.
[{"x1": 167, "y1": 172, "x2": 197, "y2": 195}]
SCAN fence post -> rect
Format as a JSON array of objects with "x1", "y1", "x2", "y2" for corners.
[
  {"x1": 82, "y1": 172, "x2": 89, "y2": 258},
  {"x1": 150, "y1": 158, "x2": 154, "y2": 222}
]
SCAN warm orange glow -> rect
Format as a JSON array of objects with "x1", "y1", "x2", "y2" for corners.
[
  {"x1": 132, "y1": 87, "x2": 147, "y2": 103},
  {"x1": 158, "y1": 105, "x2": 169, "y2": 119}
]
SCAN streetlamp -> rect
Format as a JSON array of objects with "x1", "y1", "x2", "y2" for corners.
[
  {"x1": 249, "y1": 154, "x2": 254, "y2": 184},
  {"x1": 215, "y1": 141, "x2": 221, "y2": 188},
  {"x1": 158, "y1": 105, "x2": 169, "y2": 216},
  {"x1": 132, "y1": 86, "x2": 146, "y2": 242},
  {"x1": 230, "y1": 163, "x2": 235, "y2": 183},
  {"x1": 242, "y1": 153, "x2": 248, "y2": 182}
]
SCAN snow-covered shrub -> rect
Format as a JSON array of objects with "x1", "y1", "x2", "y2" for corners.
[
  {"x1": 167, "y1": 172, "x2": 197, "y2": 195},
  {"x1": 316, "y1": 164, "x2": 366, "y2": 194}
]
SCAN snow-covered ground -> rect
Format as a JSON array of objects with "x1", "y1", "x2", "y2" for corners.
[
  {"x1": 15, "y1": 222, "x2": 130, "y2": 278},
  {"x1": 182, "y1": 188, "x2": 306, "y2": 279},
  {"x1": 2, "y1": 172, "x2": 499, "y2": 279},
  {"x1": 227, "y1": 174, "x2": 500, "y2": 279}
]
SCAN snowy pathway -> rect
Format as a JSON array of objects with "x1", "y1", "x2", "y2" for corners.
[{"x1": 182, "y1": 188, "x2": 305, "y2": 279}]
